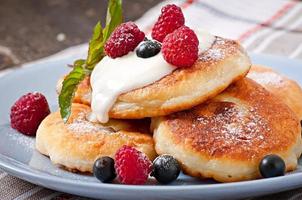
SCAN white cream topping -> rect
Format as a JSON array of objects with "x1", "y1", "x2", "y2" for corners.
[
  {"x1": 90, "y1": 50, "x2": 174, "y2": 123},
  {"x1": 90, "y1": 31, "x2": 216, "y2": 123}
]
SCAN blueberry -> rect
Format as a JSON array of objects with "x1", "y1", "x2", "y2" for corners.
[
  {"x1": 151, "y1": 155, "x2": 181, "y2": 184},
  {"x1": 93, "y1": 156, "x2": 116, "y2": 183},
  {"x1": 259, "y1": 154, "x2": 285, "y2": 178},
  {"x1": 136, "y1": 40, "x2": 161, "y2": 58}
]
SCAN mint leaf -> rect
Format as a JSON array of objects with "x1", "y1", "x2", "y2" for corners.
[
  {"x1": 74, "y1": 59, "x2": 86, "y2": 67},
  {"x1": 86, "y1": 22, "x2": 105, "y2": 70},
  {"x1": 86, "y1": 0, "x2": 123, "y2": 70},
  {"x1": 59, "y1": 60, "x2": 87, "y2": 122},
  {"x1": 103, "y1": 0, "x2": 123, "y2": 42},
  {"x1": 59, "y1": 0, "x2": 123, "y2": 122}
]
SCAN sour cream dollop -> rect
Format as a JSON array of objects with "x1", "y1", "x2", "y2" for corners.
[{"x1": 90, "y1": 31, "x2": 215, "y2": 123}]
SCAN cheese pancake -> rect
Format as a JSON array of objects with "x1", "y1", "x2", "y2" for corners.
[
  {"x1": 58, "y1": 36, "x2": 251, "y2": 119},
  {"x1": 36, "y1": 103, "x2": 156, "y2": 173},
  {"x1": 152, "y1": 78, "x2": 302, "y2": 182},
  {"x1": 248, "y1": 65, "x2": 302, "y2": 120}
]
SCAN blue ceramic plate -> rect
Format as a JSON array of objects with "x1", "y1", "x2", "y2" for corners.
[{"x1": 0, "y1": 54, "x2": 302, "y2": 200}]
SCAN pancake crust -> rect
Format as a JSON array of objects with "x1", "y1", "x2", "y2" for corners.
[
  {"x1": 59, "y1": 36, "x2": 251, "y2": 119},
  {"x1": 152, "y1": 78, "x2": 302, "y2": 182},
  {"x1": 36, "y1": 103, "x2": 156, "y2": 173},
  {"x1": 248, "y1": 65, "x2": 302, "y2": 120}
]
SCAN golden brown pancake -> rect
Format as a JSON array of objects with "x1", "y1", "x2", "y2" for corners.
[
  {"x1": 248, "y1": 65, "x2": 302, "y2": 120},
  {"x1": 58, "y1": 36, "x2": 251, "y2": 119},
  {"x1": 152, "y1": 78, "x2": 302, "y2": 182},
  {"x1": 36, "y1": 103, "x2": 156, "y2": 173}
]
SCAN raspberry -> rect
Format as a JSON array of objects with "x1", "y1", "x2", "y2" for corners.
[
  {"x1": 115, "y1": 146, "x2": 152, "y2": 185},
  {"x1": 162, "y1": 26, "x2": 199, "y2": 67},
  {"x1": 104, "y1": 22, "x2": 145, "y2": 58},
  {"x1": 10, "y1": 92, "x2": 50, "y2": 136},
  {"x1": 151, "y1": 4, "x2": 185, "y2": 42}
]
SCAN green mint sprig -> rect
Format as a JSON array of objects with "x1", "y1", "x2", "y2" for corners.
[{"x1": 59, "y1": 0, "x2": 122, "y2": 122}]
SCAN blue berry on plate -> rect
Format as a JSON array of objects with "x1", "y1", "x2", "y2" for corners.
[
  {"x1": 259, "y1": 154, "x2": 285, "y2": 178},
  {"x1": 151, "y1": 155, "x2": 180, "y2": 184},
  {"x1": 93, "y1": 156, "x2": 116, "y2": 183},
  {"x1": 136, "y1": 39, "x2": 161, "y2": 58}
]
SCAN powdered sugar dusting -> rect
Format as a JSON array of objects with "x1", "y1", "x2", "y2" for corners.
[
  {"x1": 9, "y1": 132, "x2": 35, "y2": 151},
  {"x1": 68, "y1": 121, "x2": 101, "y2": 133},
  {"x1": 192, "y1": 102, "x2": 271, "y2": 153},
  {"x1": 199, "y1": 105, "x2": 268, "y2": 140},
  {"x1": 67, "y1": 112, "x2": 115, "y2": 134},
  {"x1": 198, "y1": 37, "x2": 237, "y2": 62},
  {"x1": 248, "y1": 72, "x2": 284, "y2": 87},
  {"x1": 199, "y1": 47, "x2": 224, "y2": 62},
  {"x1": 222, "y1": 108, "x2": 269, "y2": 142}
]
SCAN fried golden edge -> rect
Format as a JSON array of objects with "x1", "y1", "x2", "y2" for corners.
[
  {"x1": 152, "y1": 78, "x2": 302, "y2": 182},
  {"x1": 36, "y1": 103, "x2": 156, "y2": 173}
]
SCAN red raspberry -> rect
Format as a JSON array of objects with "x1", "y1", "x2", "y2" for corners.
[
  {"x1": 151, "y1": 4, "x2": 185, "y2": 42},
  {"x1": 104, "y1": 22, "x2": 145, "y2": 58},
  {"x1": 10, "y1": 92, "x2": 50, "y2": 136},
  {"x1": 162, "y1": 26, "x2": 199, "y2": 67},
  {"x1": 115, "y1": 146, "x2": 152, "y2": 185}
]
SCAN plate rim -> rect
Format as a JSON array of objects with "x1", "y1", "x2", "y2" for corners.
[
  {"x1": 1, "y1": 53, "x2": 302, "y2": 199},
  {"x1": 1, "y1": 152, "x2": 302, "y2": 191}
]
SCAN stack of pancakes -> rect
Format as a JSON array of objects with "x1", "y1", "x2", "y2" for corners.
[{"x1": 36, "y1": 35, "x2": 302, "y2": 182}]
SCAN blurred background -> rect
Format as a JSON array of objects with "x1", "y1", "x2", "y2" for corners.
[
  {"x1": 0, "y1": 0, "x2": 161, "y2": 70},
  {"x1": 1, "y1": 0, "x2": 301, "y2": 71}
]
